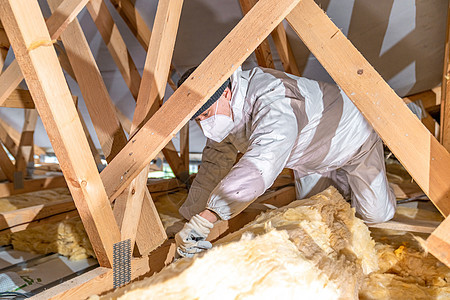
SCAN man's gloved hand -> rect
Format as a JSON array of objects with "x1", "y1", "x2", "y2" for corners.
[{"x1": 175, "y1": 214, "x2": 213, "y2": 258}]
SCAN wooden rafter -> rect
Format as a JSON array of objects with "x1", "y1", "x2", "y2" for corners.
[
  {"x1": 0, "y1": 117, "x2": 45, "y2": 157},
  {"x1": 271, "y1": 22, "x2": 301, "y2": 76},
  {"x1": 99, "y1": 0, "x2": 301, "y2": 202},
  {"x1": 86, "y1": 0, "x2": 141, "y2": 100},
  {"x1": 0, "y1": 142, "x2": 14, "y2": 181},
  {"x1": 15, "y1": 109, "x2": 38, "y2": 176},
  {"x1": 285, "y1": 0, "x2": 450, "y2": 217},
  {"x1": 0, "y1": 0, "x2": 121, "y2": 267}
]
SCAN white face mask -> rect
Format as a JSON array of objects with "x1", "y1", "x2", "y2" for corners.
[{"x1": 200, "y1": 100, "x2": 234, "y2": 143}]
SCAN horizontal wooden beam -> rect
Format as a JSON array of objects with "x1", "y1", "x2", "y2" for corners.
[
  {"x1": 100, "y1": 0, "x2": 301, "y2": 201},
  {"x1": 285, "y1": 0, "x2": 450, "y2": 217},
  {"x1": 1, "y1": 89, "x2": 34, "y2": 108},
  {"x1": 0, "y1": 200, "x2": 77, "y2": 233},
  {"x1": 0, "y1": 176, "x2": 66, "y2": 197}
]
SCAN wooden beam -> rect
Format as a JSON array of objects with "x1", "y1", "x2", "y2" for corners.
[
  {"x1": 285, "y1": 0, "x2": 450, "y2": 216},
  {"x1": 0, "y1": 120, "x2": 19, "y2": 158},
  {"x1": 271, "y1": 23, "x2": 300, "y2": 76},
  {"x1": 0, "y1": 142, "x2": 14, "y2": 181},
  {"x1": 100, "y1": 0, "x2": 301, "y2": 201},
  {"x1": 427, "y1": 216, "x2": 450, "y2": 267},
  {"x1": 0, "y1": 21, "x2": 10, "y2": 71},
  {"x1": 0, "y1": 200, "x2": 77, "y2": 233},
  {"x1": 47, "y1": 0, "x2": 128, "y2": 163},
  {"x1": 179, "y1": 123, "x2": 189, "y2": 176},
  {"x1": 1, "y1": 89, "x2": 35, "y2": 108},
  {"x1": 15, "y1": 109, "x2": 38, "y2": 176},
  {"x1": 0, "y1": 0, "x2": 121, "y2": 267},
  {"x1": 0, "y1": 176, "x2": 66, "y2": 197},
  {"x1": 109, "y1": 0, "x2": 151, "y2": 49},
  {"x1": 108, "y1": 0, "x2": 186, "y2": 175},
  {"x1": 77, "y1": 108, "x2": 103, "y2": 168},
  {"x1": 238, "y1": 0, "x2": 275, "y2": 68},
  {"x1": 115, "y1": 0, "x2": 182, "y2": 254},
  {"x1": 441, "y1": 1, "x2": 450, "y2": 151},
  {"x1": 0, "y1": 0, "x2": 90, "y2": 106},
  {"x1": 86, "y1": 0, "x2": 141, "y2": 100}
]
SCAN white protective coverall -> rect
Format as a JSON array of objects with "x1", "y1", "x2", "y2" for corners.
[{"x1": 180, "y1": 67, "x2": 396, "y2": 224}]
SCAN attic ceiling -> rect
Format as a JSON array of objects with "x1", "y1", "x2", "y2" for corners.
[{"x1": 0, "y1": 0, "x2": 447, "y2": 154}]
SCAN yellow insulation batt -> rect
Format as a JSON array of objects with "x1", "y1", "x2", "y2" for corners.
[
  {"x1": 99, "y1": 186, "x2": 449, "y2": 300},
  {"x1": 99, "y1": 187, "x2": 378, "y2": 299},
  {"x1": 0, "y1": 188, "x2": 185, "y2": 260}
]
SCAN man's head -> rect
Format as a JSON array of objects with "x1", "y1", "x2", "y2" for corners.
[
  {"x1": 178, "y1": 67, "x2": 232, "y2": 121},
  {"x1": 178, "y1": 67, "x2": 234, "y2": 142}
]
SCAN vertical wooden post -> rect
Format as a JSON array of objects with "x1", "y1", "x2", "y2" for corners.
[
  {"x1": 440, "y1": 1, "x2": 450, "y2": 152},
  {"x1": 0, "y1": 0, "x2": 120, "y2": 267},
  {"x1": 15, "y1": 109, "x2": 38, "y2": 177}
]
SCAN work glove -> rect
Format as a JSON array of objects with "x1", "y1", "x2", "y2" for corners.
[{"x1": 175, "y1": 214, "x2": 213, "y2": 258}]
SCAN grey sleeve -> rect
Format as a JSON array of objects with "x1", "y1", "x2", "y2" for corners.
[{"x1": 179, "y1": 138, "x2": 238, "y2": 220}]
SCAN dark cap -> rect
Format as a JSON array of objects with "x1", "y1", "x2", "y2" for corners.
[{"x1": 178, "y1": 66, "x2": 230, "y2": 120}]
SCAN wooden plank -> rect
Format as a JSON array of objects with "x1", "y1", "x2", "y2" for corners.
[
  {"x1": 238, "y1": 0, "x2": 275, "y2": 68},
  {"x1": 48, "y1": 0, "x2": 128, "y2": 163},
  {"x1": 271, "y1": 23, "x2": 301, "y2": 76},
  {"x1": 441, "y1": 1, "x2": 450, "y2": 151},
  {"x1": 368, "y1": 218, "x2": 440, "y2": 234},
  {"x1": 86, "y1": 0, "x2": 141, "y2": 100},
  {"x1": 0, "y1": 0, "x2": 121, "y2": 267},
  {"x1": 1, "y1": 89, "x2": 35, "y2": 108},
  {"x1": 0, "y1": 142, "x2": 14, "y2": 181},
  {"x1": 0, "y1": 176, "x2": 66, "y2": 197},
  {"x1": 30, "y1": 185, "x2": 296, "y2": 299},
  {"x1": 115, "y1": 0, "x2": 182, "y2": 253},
  {"x1": 0, "y1": 200, "x2": 77, "y2": 233},
  {"x1": 101, "y1": 0, "x2": 301, "y2": 201},
  {"x1": 0, "y1": 0, "x2": 90, "y2": 106},
  {"x1": 15, "y1": 109, "x2": 38, "y2": 175},
  {"x1": 285, "y1": 0, "x2": 450, "y2": 217},
  {"x1": 427, "y1": 216, "x2": 450, "y2": 268}
]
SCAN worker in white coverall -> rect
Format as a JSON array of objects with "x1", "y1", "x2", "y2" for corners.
[{"x1": 175, "y1": 66, "x2": 396, "y2": 258}]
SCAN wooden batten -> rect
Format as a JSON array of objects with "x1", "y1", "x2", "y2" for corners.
[
  {"x1": 0, "y1": 0, "x2": 121, "y2": 267},
  {"x1": 285, "y1": 0, "x2": 450, "y2": 217}
]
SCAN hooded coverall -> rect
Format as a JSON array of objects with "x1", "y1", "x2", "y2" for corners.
[{"x1": 180, "y1": 67, "x2": 396, "y2": 224}]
